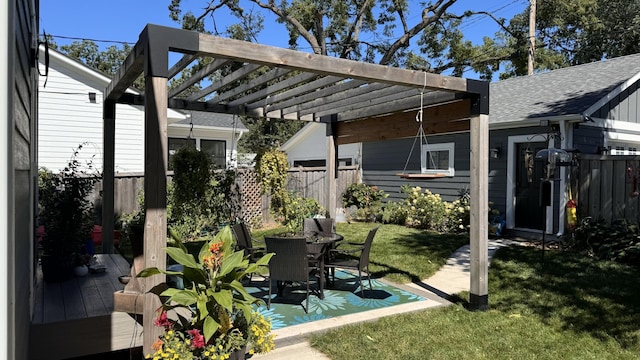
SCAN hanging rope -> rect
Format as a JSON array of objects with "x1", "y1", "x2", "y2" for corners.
[
  {"x1": 401, "y1": 72, "x2": 436, "y2": 174},
  {"x1": 187, "y1": 111, "x2": 194, "y2": 140}
]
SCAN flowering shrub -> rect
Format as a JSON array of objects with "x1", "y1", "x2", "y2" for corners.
[
  {"x1": 444, "y1": 192, "x2": 471, "y2": 233},
  {"x1": 401, "y1": 186, "x2": 448, "y2": 231},
  {"x1": 138, "y1": 226, "x2": 275, "y2": 359}
]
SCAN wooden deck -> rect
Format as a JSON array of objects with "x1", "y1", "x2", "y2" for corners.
[{"x1": 30, "y1": 254, "x2": 144, "y2": 360}]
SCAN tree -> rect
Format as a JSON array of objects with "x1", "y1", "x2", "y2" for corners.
[
  {"x1": 58, "y1": 40, "x2": 145, "y2": 88},
  {"x1": 238, "y1": 116, "x2": 305, "y2": 155},
  {"x1": 498, "y1": 0, "x2": 640, "y2": 78},
  {"x1": 168, "y1": 0, "x2": 511, "y2": 78}
]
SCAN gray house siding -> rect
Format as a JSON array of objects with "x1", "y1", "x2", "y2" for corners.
[
  {"x1": 592, "y1": 80, "x2": 639, "y2": 123},
  {"x1": 573, "y1": 125, "x2": 604, "y2": 154},
  {"x1": 9, "y1": 0, "x2": 39, "y2": 359},
  {"x1": 362, "y1": 134, "x2": 471, "y2": 203}
]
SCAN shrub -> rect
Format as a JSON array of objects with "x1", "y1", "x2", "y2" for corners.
[
  {"x1": 562, "y1": 217, "x2": 640, "y2": 267},
  {"x1": 342, "y1": 183, "x2": 387, "y2": 221},
  {"x1": 276, "y1": 191, "x2": 324, "y2": 233},
  {"x1": 401, "y1": 186, "x2": 448, "y2": 231},
  {"x1": 381, "y1": 201, "x2": 408, "y2": 225}
]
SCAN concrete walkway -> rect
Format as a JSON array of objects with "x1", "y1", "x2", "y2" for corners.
[{"x1": 252, "y1": 239, "x2": 517, "y2": 360}]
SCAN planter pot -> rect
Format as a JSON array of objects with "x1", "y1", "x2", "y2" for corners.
[
  {"x1": 229, "y1": 345, "x2": 247, "y2": 360},
  {"x1": 74, "y1": 264, "x2": 89, "y2": 277},
  {"x1": 41, "y1": 254, "x2": 75, "y2": 283}
]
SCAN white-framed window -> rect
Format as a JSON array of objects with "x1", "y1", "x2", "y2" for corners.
[{"x1": 421, "y1": 142, "x2": 455, "y2": 176}]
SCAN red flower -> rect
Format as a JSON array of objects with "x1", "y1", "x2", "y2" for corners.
[
  {"x1": 154, "y1": 309, "x2": 172, "y2": 329},
  {"x1": 188, "y1": 329, "x2": 205, "y2": 348}
]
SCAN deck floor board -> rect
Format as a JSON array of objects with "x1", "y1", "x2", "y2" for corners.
[{"x1": 30, "y1": 254, "x2": 144, "y2": 360}]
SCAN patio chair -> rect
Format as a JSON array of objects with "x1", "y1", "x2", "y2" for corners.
[
  {"x1": 232, "y1": 222, "x2": 265, "y2": 281},
  {"x1": 232, "y1": 222, "x2": 265, "y2": 260},
  {"x1": 324, "y1": 226, "x2": 379, "y2": 297},
  {"x1": 303, "y1": 218, "x2": 336, "y2": 238},
  {"x1": 265, "y1": 236, "x2": 323, "y2": 313}
]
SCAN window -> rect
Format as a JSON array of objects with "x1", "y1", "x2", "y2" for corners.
[
  {"x1": 421, "y1": 142, "x2": 455, "y2": 176},
  {"x1": 201, "y1": 139, "x2": 226, "y2": 168},
  {"x1": 292, "y1": 158, "x2": 353, "y2": 167}
]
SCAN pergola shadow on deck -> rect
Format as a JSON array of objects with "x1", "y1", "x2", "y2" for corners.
[{"x1": 99, "y1": 24, "x2": 490, "y2": 354}]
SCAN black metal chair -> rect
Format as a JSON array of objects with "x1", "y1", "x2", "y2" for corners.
[
  {"x1": 324, "y1": 226, "x2": 379, "y2": 297},
  {"x1": 265, "y1": 236, "x2": 323, "y2": 313}
]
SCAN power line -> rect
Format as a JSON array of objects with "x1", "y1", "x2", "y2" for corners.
[{"x1": 42, "y1": 33, "x2": 135, "y2": 46}]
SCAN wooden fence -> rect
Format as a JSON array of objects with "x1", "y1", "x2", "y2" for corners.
[
  {"x1": 576, "y1": 154, "x2": 640, "y2": 224},
  {"x1": 89, "y1": 166, "x2": 360, "y2": 224},
  {"x1": 286, "y1": 165, "x2": 360, "y2": 210}
]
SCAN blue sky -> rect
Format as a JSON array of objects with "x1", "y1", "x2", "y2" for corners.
[{"x1": 39, "y1": 0, "x2": 527, "y2": 78}]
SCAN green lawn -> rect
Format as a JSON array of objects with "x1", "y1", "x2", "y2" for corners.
[{"x1": 310, "y1": 245, "x2": 640, "y2": 360}]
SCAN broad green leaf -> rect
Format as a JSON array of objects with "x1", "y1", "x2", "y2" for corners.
[
  {"x1": 165, "y1": 289, "x2": 198, "y2": 306},
  {"x1": 168, "y1": 227, "x2": 188, "y2": 253},
  {"x1": 183, "y1": 266, "x2": 207, "y2": 285},
  {"x1": 136, "y1": 267, "x2": 161, "y2": 277},
  {"x1": 219, "y1": 250, "x2": 243, "y2": 277},
  {"x1": 165, "y1": 247, "x2": 199, "y2": 268},
  {"x1": 203, "y1": 315, "x2": 220, "y2": 343},
  {"x1": 227, "y1": 280, "x2": 256, "y2": 302},
  {"x1": 197, "y1": 294, "x2": 209, "y2": 320},
  {"x1": 255, "y1": 252, "x2": 274, "y2": 265},
  {"x1": 211, "y1": 289, "x2": 233, "y2": 311}
]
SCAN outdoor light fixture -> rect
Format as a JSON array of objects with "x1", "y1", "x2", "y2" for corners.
[{"x1": 490, "y1": 147, "x2": 501, "y2": 159}]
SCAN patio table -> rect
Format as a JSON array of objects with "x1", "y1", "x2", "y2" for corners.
[{"x1": 305, "y1": 233, "x2": 344, "y2": 297}]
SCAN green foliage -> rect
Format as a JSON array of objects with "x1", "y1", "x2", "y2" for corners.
[
  {"x1": 562, "y1": 217, "x2": 640, "y2": 267},
  {"x1": 342, "y1": 183, "x2": 387, "y2": 221},
  {"x1": 276, "y1": 192, "x2": 324, "y2": 233},
  {"x1": 400, "y1": 185, "x2": 448, "y2": 231},
  {"x1": 381, "y1": 201, "x2": 408, "y2": 225},
  {"x1": 38, "y1": 144, "x2": 100, "y2": 256},
  {"x1": 170, "y1": 145, "x2": 213, "y2": 221},
  {"x1": 138, "y1": 226, "x2": 275, "y2": 356}
]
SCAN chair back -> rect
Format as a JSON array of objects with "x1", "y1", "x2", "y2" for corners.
[
  {"x1": 265, "y1": 236, "x2": 309, "y2": 282},
  {"x1": 358, "y1": 227, "x2": 379, "y2": 271},
  {"x1": 232, "y1": 223, "x2": 249, "y2": 250},
  {"x1": 303, "y1": 218, "x2": 336, "y2": 237}
]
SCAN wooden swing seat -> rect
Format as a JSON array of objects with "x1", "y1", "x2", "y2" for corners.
[{"x1": 396, "y1": 173, "x2": 447, "y2": 179}]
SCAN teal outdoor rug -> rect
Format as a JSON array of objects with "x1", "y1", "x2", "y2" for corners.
[{"x1": 247, "y1": 270, "x2": 426, "y2": 330}]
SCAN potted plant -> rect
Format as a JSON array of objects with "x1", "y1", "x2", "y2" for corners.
[
  {"x1": 38, "y1": 144, "x2": 100, "y2": 282},
  {"x1": 137, "y1": 225, "x2": 275, "y2": 359}
]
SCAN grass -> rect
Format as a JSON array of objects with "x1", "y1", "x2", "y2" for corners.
[{"x1": 309, "y1": 245, "x2": 640, "y2": 360}]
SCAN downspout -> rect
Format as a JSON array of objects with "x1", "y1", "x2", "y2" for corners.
[{"x1": 557, "y1": 119, "x2": 571, "y2": 236}]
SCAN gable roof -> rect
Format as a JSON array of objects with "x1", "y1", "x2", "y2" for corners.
[{"x1": 490, "y1": 53, "x2": 640, "y2": 124}]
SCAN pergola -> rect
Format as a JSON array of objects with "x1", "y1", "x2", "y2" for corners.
[{"x1": 103, "y1": 24, "x2": 489, "y2": 353}]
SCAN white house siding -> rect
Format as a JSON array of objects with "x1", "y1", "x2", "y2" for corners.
[
  {"x1": 38, "y1": 52, "x2": 146, "y2": 173},
  {"x1": 281, "y1": 122, "x2": 361, "y2": 167}
]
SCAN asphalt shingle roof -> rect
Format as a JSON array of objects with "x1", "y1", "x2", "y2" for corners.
[
  {"x1": 490, "y1": 53, "x2": 640, "y2": 124},
  {"x1": 175, "y1": 111, "x2": 248, "y2": 130}
]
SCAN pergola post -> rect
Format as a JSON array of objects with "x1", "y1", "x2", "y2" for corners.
[
  {"x1": 323, "y1": 114, "x2": 338, "y2": 218},
  {"x1": 101, "y1": 100, "x2": 116, "y2": 254},
  {"x1": 469, "y1": 113, "x2": 489, "y2": 310},
  {"x1": 141, "y1": 51, "x2": 169, "y2": 354}
]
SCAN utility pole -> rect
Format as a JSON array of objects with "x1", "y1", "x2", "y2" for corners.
[{"x1": 528, "y1": 0, "x2": 536, "y2": 75}]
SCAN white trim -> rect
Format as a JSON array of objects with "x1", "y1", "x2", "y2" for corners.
[
  {"x1": 421, "y1": 142, "x2": 455, "y2": 176},
  {"x1": 583, "y1": 71, "x2": 640, "y2": 116}
]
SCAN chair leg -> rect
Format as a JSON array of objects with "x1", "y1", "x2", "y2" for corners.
[
  {"x1": 358, "y1": 269, "x2": 364, "y2": 297},
  {"x1": 304, "y1": 280, "x2": 309, "y2": 314},
  {"x1": 267, "y1": 278, "x2": 272, "y2": 310},
  {"x1": 366, "y1": 266, "x2": 373, "y2": 292}
]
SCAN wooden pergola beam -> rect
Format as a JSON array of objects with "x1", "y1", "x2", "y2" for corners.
[{"x1": 335, "y1": 99, "x2": 472, "y2": 145}]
